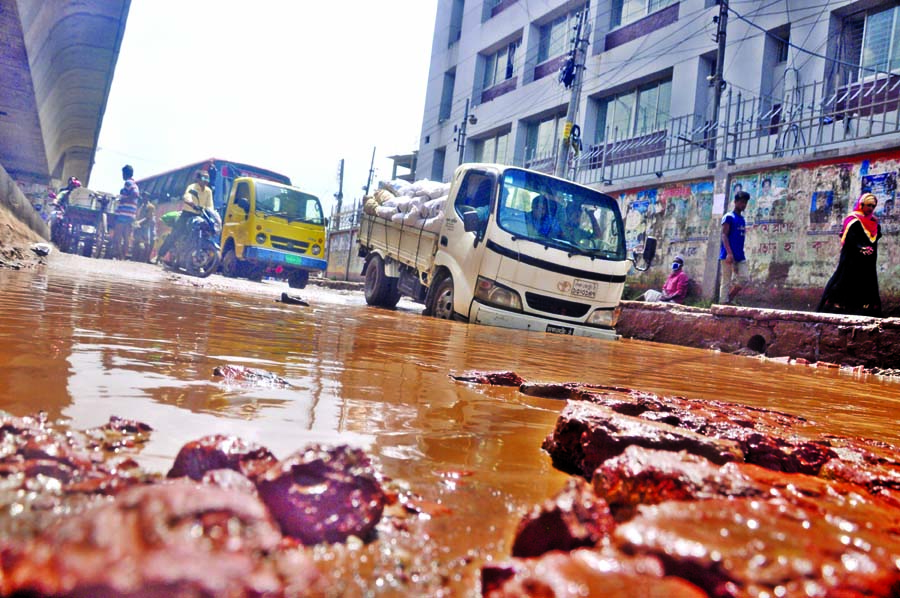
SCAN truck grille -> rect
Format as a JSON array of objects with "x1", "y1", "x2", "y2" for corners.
[
  {"x1": 270, "y1": 236, "x2": 310, "y2": 254},
  {"x1": 525, "y1": 292, "x2": 591, "y2": 318}
]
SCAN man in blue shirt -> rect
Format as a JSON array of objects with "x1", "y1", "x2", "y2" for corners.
[{"x1": 719, "y1": 190, "x2": 749, "y2": 304}]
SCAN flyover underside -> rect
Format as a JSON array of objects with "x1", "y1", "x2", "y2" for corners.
[{"x1": 0, "y1": 0, "x2": 129, "y2": 196}]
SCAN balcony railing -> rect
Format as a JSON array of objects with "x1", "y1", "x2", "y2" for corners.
[{"x1": 564, "y1": 74, "x2": 900, "y2": 186}]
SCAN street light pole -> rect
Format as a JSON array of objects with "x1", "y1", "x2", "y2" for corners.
[
  {"x1": 555, "y1": 2, "x2": 590, "y2": 180},
  {"x1": 709, "y1": 0, "x2": 728, "y2": 167},
  {"x1": 457, "y1": 97, "x2": 471, "y2": 165}
]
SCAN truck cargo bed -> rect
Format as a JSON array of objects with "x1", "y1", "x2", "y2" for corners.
[{"x1": 358, "y1": 213, "x2": 439, "y2": 274}]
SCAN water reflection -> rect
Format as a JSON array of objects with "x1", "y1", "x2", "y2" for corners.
[{"x1": 1, "y1": 258, "x2": 899, "y2": 592}]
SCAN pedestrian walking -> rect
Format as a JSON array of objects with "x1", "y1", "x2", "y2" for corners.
[
  {"x1": 719, "y1": 190, "x2": 749, "y2": 305},
  {"x1": 817, "y1": 192, "x2": 882, "y2": 317},
  {"x1": 110, "y1": 165, "x2": 140, "y2": 259}
]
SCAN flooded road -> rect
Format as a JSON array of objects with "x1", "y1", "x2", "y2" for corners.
[{"x1": 2, "y1": 253, "x2": 899, "y2": 595}]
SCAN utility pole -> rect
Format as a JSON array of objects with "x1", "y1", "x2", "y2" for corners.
[
  {"x1": 457, "y1": 98, "x2": 471, "y2": 165},
  {"x1": 555, "y1": 1, "x2": 590, "y2": 180},
  {"x1": 364, "y1": 147, "x2": 376, "y2": 196},
  {"x1": 333, "y1": 158, "x2": 344, "y2": 229},
  {"x1": 709, "y1": 0, "x2": 728, "y2": 167}
]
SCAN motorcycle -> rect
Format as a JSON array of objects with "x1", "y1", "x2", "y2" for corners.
[
  {"x1": 130, "y1": 202, "x2": 157, "y2": 263},
  {"x1": 47, "y1": 202, "x2": 67, "y2": 246},
  {"x1": 160, "y1": 202, "x2": 221, "y2": 278}
]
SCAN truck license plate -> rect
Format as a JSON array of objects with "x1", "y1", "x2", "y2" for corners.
[
  {"x1": 546, "y1": 324, "x2": 574, "y2": 335},
  {"x1": 571, "y1": 278, "x2": 598, "y2": 299}
]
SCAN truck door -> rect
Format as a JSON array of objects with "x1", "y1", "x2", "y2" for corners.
[
  {"x1": 222, "y1": 180, "x2": 253, "y2": 255},
  {"x1": 439, "y1": 169, "x2": 498, "y2": 317}
]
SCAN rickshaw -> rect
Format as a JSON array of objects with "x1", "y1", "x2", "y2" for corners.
[{"x1": 56, "y1": 187, "x2": 111, "y2": 258}]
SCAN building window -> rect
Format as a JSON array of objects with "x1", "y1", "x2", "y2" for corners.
[
  {"x1": 473, "y1": 131, "x2": 510, "y2": 164},
  {"x1": 595, "y1": 79, "x2": 671, "y2": 143},
  {"x1": 448, "y1": 0, "x2": 465, "y2": 46},
  {"x1": 537, "y1": 9, "x2": 581, "y2": 64},
  {"x1": 524, "y1": 114, "x2": 564, "y2": 171},
  {"x1": 484, "y1": 0, "x2": 517, "y2": 20},
  {"x1": 839, "y1": 6, "x2": 900, "y2": 81},
  {"x1": 611, "y1": 0, "x2": 677, "y2": 28},
  {"x1": 860, "y1": 5, "x2": 900, "y2": 75},
  {"x1": 439, "y1": 70, "x2": 455, "y2": 122},
  {"x1": 483, "y1": 41, "x2": 520, "y2": 89},
  {"x1": 432, "y1": 148, "x2": 446, "y2": 181}
]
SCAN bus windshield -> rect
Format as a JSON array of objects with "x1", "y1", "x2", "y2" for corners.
[
  {"x1": 255, "y1": 182, "x2": 325, "y2": 226},
  {"x1": 496, "y1": 168, "x2": 625, "y2": 260}
]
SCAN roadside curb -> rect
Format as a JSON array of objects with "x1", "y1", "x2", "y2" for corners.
[{"x1": 618, "y1": 300, "x2": 900, "y2": 369}]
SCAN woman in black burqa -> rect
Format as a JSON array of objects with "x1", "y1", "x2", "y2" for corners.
[{"x1": 817, "y1": 192, "x2": 882, "y2": 317}]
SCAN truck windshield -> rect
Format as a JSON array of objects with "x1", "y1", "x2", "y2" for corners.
[
  {"x1": 254, "y1": 182, "x2": 325, "y2": 225},
  {"x1": 496, "y1": 168, "x2": 626, "y2": 260}
]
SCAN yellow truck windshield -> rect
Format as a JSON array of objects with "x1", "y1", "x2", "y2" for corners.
[{"x1": 255, "y1": 182, "x2": 325, "y2": 225}]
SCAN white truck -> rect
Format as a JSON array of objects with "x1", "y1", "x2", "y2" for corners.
[{"x1": 357, "y1": 164, "x2": 655, "y2": 340}]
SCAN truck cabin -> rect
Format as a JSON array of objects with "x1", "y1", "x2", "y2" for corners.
[{"x1": 495, "y1": 168, "x2": 626, "y2": 260}]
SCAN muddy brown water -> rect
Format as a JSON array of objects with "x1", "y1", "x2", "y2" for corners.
[{"x1": 2, "y1": 254, "x2": 899, "y2": 596}]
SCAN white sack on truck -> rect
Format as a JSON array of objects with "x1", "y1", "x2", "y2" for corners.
[
  {"x1": 380, "y1": 179, "x2": 410, "y2": 197},
  {"x1": 401, "y1": 206, "x2": 421, "y2": 224},
  {"x1": 423, "y1": 213, "x2": 444, "y2": 232},
  {"x1": 375, "y1": 205, "x2": 397, "y2": 219},
  {"x1": 420, "y1": 196, "x2": 446, "y2": 219}
]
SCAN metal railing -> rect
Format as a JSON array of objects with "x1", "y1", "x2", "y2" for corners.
[
  {"x1": 559, "y1": 74, "x2": 900, "y2": 186},
  {"x1": 329, "y1": 205, "x2": 362, "y2": 233}
]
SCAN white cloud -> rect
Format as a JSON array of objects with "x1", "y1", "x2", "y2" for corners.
[{"x1": 92, "y1": 1, "x2": 438, "y2": 214}]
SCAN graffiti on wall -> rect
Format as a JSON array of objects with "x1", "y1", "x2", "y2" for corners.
[
  {"x1": 861, "y1": 171, "x2": 897, "y2": 218},
  {"x1": 620, "y1": 179, "x2": 714, "y2": 286},
  {"x1": 617, "y1": 149, "x2": 900, "y2": 307}
]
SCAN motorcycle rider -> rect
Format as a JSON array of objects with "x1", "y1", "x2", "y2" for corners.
[
  {"x1": 57, "y1": 176, "x2": 81, "y2": 208},
  {"x1": 158, "y1": 169, "x2": 214, "y2": 264}
]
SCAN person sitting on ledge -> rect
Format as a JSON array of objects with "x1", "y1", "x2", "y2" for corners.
[{"x1": 641, "y1": 255, "x2": 689, "y2": 304}]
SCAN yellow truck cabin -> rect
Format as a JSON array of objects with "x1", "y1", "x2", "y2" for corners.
[{"x1": 220, "y1": 177, "x2": 327, "y2": 288}]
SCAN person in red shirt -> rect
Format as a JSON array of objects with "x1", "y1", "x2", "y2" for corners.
[{"x1": 641, "y1": 255, "x2": 690, "y2": 303}]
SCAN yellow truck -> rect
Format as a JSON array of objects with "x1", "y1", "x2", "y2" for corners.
[{"x1": 219, "y1": 177, "x2": 327, "y2": 288}]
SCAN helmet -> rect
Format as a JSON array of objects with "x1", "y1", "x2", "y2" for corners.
[{"x1": 68, "y1": 176, "x2": 82, "y2": 188}]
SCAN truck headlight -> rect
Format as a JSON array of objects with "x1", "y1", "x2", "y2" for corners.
[
  {"x1": 475, "y1": 276, "x2": 522, "y2": 311},
  {"x1": 587, "y1": 306, "x2": 620, "y2": 327},
  {"x1": 256, "y1": 233, "x2": 267, "y2": 244},
  {"x1": 311, "y1": 244, "x2": 321, "y2": 255}
]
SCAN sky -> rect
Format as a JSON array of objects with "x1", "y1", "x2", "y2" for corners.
[{"x1": 91, "y1": 1, "x2": 439, "y2": 215}]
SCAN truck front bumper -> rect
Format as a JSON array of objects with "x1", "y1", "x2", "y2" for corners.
[
  {"x1": 243, "y1": 246, "x2": 327, "y2": 272},
  {"x1": 470, "y1": 301, "x2": 619, "y2": 341}
]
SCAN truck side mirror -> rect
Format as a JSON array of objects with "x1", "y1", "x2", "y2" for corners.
[
  {"x1": 462, "y1": 210, "x2": 480, "y2": 232},
  {"x1": 631, "y1": 236, "x2": 657, "y2": 272}
]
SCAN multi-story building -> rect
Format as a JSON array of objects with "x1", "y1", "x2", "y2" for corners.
[{"x1": 416, "y1": 0, "x2": 900, "y2": 311}]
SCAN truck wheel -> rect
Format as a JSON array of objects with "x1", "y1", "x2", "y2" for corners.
[
  {"x1": 221, "y1": 248, "x2": 239, "y2": 278},
  {"x1": 364, "y1": 255, "x2": 387, "y2": 306},
  {"x1": 431, "y1": 276, "x2": 455, "y2": 320},
  {"x1": 382, "y1": 278, "x2": 401, "y2": 309},
  {"x1": 288, "y1": 270, "x2": 309, "y2": 289},
  {"x1": 247, "y1": 266, "x2": 265, "y2": 282}
]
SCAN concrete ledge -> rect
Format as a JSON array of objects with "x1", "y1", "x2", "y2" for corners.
[
  {"x1": 617, "y1": 300, "x2": 900, "y2": 368},
  {"x1": 0, "y1": 163, "x2": 48, "y2": 240}
]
